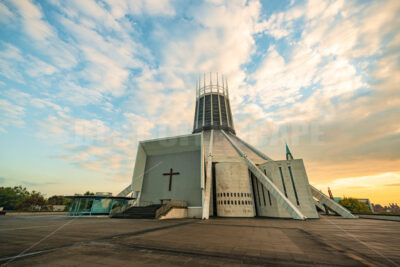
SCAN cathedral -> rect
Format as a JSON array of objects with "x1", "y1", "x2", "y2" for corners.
[{"x1": 117, "y1": 73, "x2": 356, "y2": 220}]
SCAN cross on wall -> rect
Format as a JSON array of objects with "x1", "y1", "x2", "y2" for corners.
[{"x1": 162, "y1": 168, "x2": 180, "y2": 191}]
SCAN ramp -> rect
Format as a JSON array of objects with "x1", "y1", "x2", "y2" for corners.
[
  {"x1": 221, "y1": 130, "x2": 307, "y2": 220},
  {"x1": 310, "y1": 185, "x2": 357, "y2": 219}
]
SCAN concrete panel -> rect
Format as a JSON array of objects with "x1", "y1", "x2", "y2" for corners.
[
  {"x1": 132, "y1": 144, "x2": 147, "y2": 192},
  {"x1": 259, "y1": 160, "x2": 319, "y2": 219},
  {"x1": 215, "y1": 162, "x2": 255, "y2": 217},
  {"x1": 251, "y1": 173, "x2": 281, "y2": 218},
  {"x1": 221, "y1": 130, "x2": 306, "y2": 220},
  {"x1": 140, "y1": 150, "x2": 202, "y2": 207},
  {"x1": 142, "y1": 133, "x2": 202, "y2": 156}
]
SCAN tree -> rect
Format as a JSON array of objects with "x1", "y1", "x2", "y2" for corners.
[
  {"x1": 339, "y1": 198, "x2": 371, "y2": 214},
  {"x1": 63, "y1": 197, "x2": 72, "y2": 211},
  {"x1": 84, "y1": 191, "x2": 95, "y2": 196},
  {"x1": 48, "y1": 195, "x2": 64, "y2": 205},
  {"x1": 0, "y1": 186, "x2": 30, "y2": 210},
  {"x1": 18, "y1": 191, "x2": 47, "y2": 211}
]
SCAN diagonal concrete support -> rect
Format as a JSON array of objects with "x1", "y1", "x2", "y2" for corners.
[
  {"x1": 221, "y1": 130, "x2": 307, "y2": 220},
  {"x1": 231, "y1": 135, "x2": 274, "y2": 161},
  {"x1": 117, "y1": 184, "x2": 133, "y2": 197},
  {"x1": 314, "y1": 199, "x2": 326, "y2": 212},
  {"x1": 202, "y1": 130, "x2": 214, "y2": 219},
  {"x1": 313, "y1": 199, "x2": 334, "y2": 215},
  {"x1": 310, "y1": 185, "x2": 357, "y2": 219}
]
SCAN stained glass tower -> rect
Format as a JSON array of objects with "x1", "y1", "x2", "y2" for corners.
[{"x1": 192, "y1": 73, "x2": 235, "y2": 134}]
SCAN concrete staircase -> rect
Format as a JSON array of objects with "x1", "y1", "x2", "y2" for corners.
[
  {"x1": 111, "y1": 204, "x2": 163, "y2": 219},
  {"x1": 310, "y1": 185, "x2": 357, "y2": 219}
]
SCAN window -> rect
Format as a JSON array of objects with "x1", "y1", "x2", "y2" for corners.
[
  {"x1": 224, "y1": 200, "x2": 226, "y2": 204},
  {"x1": 241, "y1": 193, "x2": 243, "y2": 197},
  {"x1": 242, "y1": 200, "x2": 244, "y2": 205},
  {"x1": 268, "y1": 191, "x2": 272, "y2": 206},
  {"x1": 223, "y1": 192, "x2": 225, "y2": 197},
  {"x1": 288, "y1": 166, "x2": 300, "y2": 205},
  {"x1": 231, "y1": 193, "x2": 233, "y2": 197},
  {"x1": 279, "y1": 166, "x2": 288, "y2": 197},
  {"x1": 235, "y1": 200, "x2": 237, "y2": 205},
  {"x1": 261, "y1": 186, "x2": 266, "y2": 206}
]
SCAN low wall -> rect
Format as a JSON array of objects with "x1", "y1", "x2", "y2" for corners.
[
  {"x1": 187, "y1": 206, "x2": 202, "y2": 218},
  {"x1": 358, "y1": 214, "x2": 400, "y2": 222},
  {"x1": 159, "y1": 208, "x2": 188, "y2": 220},
  {"x1": 5, "y1": 212, "x2": 68, "y2": 216}
]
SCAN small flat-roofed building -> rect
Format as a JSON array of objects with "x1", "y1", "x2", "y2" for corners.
[{"x1": 66, "y1": 195, "x2": 134, "y2": 216}]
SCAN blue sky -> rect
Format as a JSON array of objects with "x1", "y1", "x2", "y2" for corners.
[{"x1": 0, "y1": 0, "x2": 399, "y2": 204}]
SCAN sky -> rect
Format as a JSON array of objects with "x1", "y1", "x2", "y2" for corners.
[{"x1": 0, "y1": 0, "x2": 399, "y2": 205}]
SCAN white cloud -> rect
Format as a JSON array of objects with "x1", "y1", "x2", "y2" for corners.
[
  {"x1": 37, "y1": 110, "x2": 154, "y2": 180},
  {"x1": 0, "y1": 43, "x2": 25, "y2": 82},
  {"x1": 250, "y1": 45, "x2": 321, "y2": 109},
  {"x1": 0, "y1": 2, "x2": 14, "y2": 24},
  {"x1": 106, "y1": 0, "x2": 176, "y2": 18},
  {"x1": 80, "y1": 46, "x2": 129, "y2": 96},
  {"x1": 0, "y1": 99, "x2": 25, "y2": 132},
  {"x1": 0, "y1": 88, "x2": 30, "y2": 104},
  {"x1": 25, "y1": 56, "x2": 58, "y2": 77},
  {"x1": 8, "y1": 0, "x2": 55, "y2": 41},
  {"x1": 30, "y1": 98, "x2": 62, "y2": 111}
]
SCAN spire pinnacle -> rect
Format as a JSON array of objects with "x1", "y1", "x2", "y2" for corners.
[{"x1": 286, "y1": 144, "x2": 294, "y2": 160}]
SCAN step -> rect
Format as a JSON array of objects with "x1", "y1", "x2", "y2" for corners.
[{"x1": 113, "y1": 204, "x2": 163, "y2": 219}]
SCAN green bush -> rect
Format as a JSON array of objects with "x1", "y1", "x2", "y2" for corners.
[{"x1": 339, "y1": 198, "x2": 371, "y2": 214}]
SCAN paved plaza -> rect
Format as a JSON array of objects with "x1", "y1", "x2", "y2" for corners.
[{"x1": 0, "y1": 215, "x2": 399, "y2": 266}]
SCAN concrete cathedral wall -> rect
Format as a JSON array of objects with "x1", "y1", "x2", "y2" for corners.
[
  {"x1": 139, "y1": 150, "x2": 202, "y2": 207},
  {"x1": 258, "y1": 159, "x2": 319, "y2": 219},
  {"x1": 214, "y1": 162, "x2": 255, "y2": 217}
]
